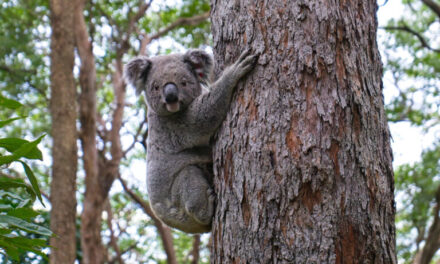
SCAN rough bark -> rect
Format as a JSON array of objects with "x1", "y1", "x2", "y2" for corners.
[
  {"x1": 210, "y1": 1, "x2": 396, "y2": 263},
  {"x1": 49, "y1": 0, "x2": 78, "y2": 263}
]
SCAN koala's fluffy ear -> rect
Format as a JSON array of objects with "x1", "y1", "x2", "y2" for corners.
[
  {"x1": 183, "y1": 49, "x2": 213, "y2": 85},
  {"x1": 123, "y1": 56, "x2": 152, "y2": 95}
]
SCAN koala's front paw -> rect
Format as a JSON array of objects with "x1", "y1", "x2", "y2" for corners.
[{"x1": 232, "y1": 49, "x2": 259, "y2": 80}]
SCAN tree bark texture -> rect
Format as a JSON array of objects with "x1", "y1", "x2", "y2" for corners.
[
  {"x1": 210, "y1": 1, "x2": 396, "y2": 263},
  {"x1": 74, "y1": 0, "x2": 106, "y2": 263},
  {"x1": 49, "y1": 0, "x2": 78, "y2": 263}
]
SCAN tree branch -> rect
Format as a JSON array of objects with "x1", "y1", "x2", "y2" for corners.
[
  {"x1": 117, "y1": 0, "x2": 153, "y2": 58},
  {"x1": 414, "y1": 185, "x2": 440, "y2": 264},
  {"x1": 122, "y1": 115, "x2": 148, "y2": 157},
  {"x1": 421, "y1": 0, "x2": 440, "y2": 18},
  {"x1": 118, "y1": 176, "x2": 177, "y2": 264},
  {"x1": 382, "y1": 24, "x2": 440, "y2": 53},
  {"x1": 139, "y1": 11, "x2": 210, "y2": 55},
  {"x1": 105, "y1": 200, "x2": 124, "y2": 264},
  {"x1": 189, "y1": 235, "x2": 200, "y2": 264},
  {"x1": 0, "y1": 65, "x2": 37, "y2": 75}
]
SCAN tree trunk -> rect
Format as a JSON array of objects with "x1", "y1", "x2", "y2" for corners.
[
  {"x1": 210, "y1": 1, "x2": 396, "y2": 263},
  {"x1": 73, "y1": 1, "x2": 106, "y2": 263},
  {"x1": 49, "y1": 0, "x2": 78, "y2": 263}
]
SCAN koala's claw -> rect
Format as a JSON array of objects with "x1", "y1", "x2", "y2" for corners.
[
  {"x1": 238, "y1": 48, "x2": 252, "y2": 62},
  {"x1": 207, "y1": 188, "x2": 216, "y2": 201}
]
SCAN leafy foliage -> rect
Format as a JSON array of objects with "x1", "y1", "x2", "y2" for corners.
[
  {"x1": 382, "y1": 0, "x2": 440, "y2": 262},
  {"x1": 383, "y1": 0, "x2": 440, "y2": 127},
  {"x1": 0, "y1": 96, "x2": 50, "y2": 262},
  {"x1": 1, "y1": 0, "x2": 212, "y2": 262},
  {"x1": 395, "y1": 144, "x2": 440, "y2": 263}
]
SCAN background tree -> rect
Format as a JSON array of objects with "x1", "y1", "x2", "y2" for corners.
[
  {"x1": 382, "y1": 0, "x2": 440, "y2": 263},
  {"x1": 210, "y1": 0, "x2": 396, "y2": 262},
  {"x1": 48, "y1": 0, "x2": 78, "y2": 262},
  {"x1": 72, "y1": 0, "x2": 210, "y2": 262},
  {"x1": 1, "y1": 0, "x2": 212, "y2": 262}
]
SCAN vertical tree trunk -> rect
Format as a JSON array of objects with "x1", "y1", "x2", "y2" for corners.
[
  {"x1": 210, "y1": 1, "x2": 396, "y2": 263},
  {"x1": 73, "y1": 1, "x2": 106, "y2": 263},
  {"x1": 49, "y1": 0, "x2": 77, "y2": 263}
]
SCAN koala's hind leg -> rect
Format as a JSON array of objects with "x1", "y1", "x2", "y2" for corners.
[{"x1": 180, "y1": 165, "x2": 215, "y2": 226}]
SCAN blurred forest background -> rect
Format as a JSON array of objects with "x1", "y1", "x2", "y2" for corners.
[{"x1": 0, "y1": 0, "x2": 438, "y2": 263}]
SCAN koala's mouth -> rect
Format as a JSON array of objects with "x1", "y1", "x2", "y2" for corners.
[{"x1": 166, "y1": 102, "x2": 180, "y2": 113}]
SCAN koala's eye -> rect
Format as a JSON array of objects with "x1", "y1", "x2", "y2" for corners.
[{"x1": 181, "y1": 81, "x2": 187, "y2": 87}]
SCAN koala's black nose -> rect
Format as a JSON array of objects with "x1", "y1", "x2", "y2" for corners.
[{"x1": 163, "y1": 83, "x2": 178, "y2": 103}]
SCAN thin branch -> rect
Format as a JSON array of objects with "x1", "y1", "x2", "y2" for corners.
[
  {"x1": 105, "y1": 200, "x2": 124, "y2": 264},
  {"x1": 416, "y1": 185, "x2": 440, "y2": 264},
  {"x1": 382, "y1": 24, "x2": 440, "y2": 53},
  {"x1": 95, "y1": 2, "x2": 118, "y2": 29},
  {"x1": 139, "y1": 11, "x2": 210, "y2": 55},
  {"x1": 122, "y1": 115, "x2": 148, "y2": 157},
  {"x1": 0, "y1": 172, "x2": 50, "y2": 201},
  {"x1": 117, "y1": 0, "x2": 153, "y2": 57},
  {"x1": 108, "y1": 243, "x2": 138, "y2": 264},
  {"x1": 118, "y1": 176, "x2": 177, "y2": 264},
  {"x1": 0, "y1": 65, "x2": 37, "y2": 75},
  {"x1": 189, "y1": 235, "x2": 201, "y2": 264}
]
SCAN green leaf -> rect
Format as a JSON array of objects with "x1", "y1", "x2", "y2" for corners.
[
  {"x1": 0, "y1": 229, "x2": 12, "y2": 235},
  {"x1": 0, "y1": 138, "x2": 43, "y2": 160},
  {"x1": 7, "y1": 208, "x2": 39, "y2": 220},
  {"x1": 0, "y1": 134, "x2": 45, "y2": 165},
  {"x1": 0, "y1": 177, "x2": 36, "y2": 200},
  {"x1": 0, "y1": 190, "x2": 26, "y2": 201},
  {"x1": 0, "y1": 95, "x2": 22, "y2": 109},
  {"x1": 6, "y1": 236, "x2": 47, "y2": 248},
  {"x1": 0, "y1": 117, "x2": 25, "y2": 129},
  {"x1": 16, "y1": 198, "x2": 32, "y2": 208},
  {"x1": 0, "y1": 204, "x2": 13, "y2": 210},
  {"x1": 20, "y1": 161, "x2": 44, "y2": 206},
  {"x1": 1, "y1": 236, "x2": 48, "y2": 260},
  {"x1": 0, "y1": 215, "x2": 52, "y2": 236},
  {"x1": 0, "y1": 237, "x2": 20, "y2": 260}
]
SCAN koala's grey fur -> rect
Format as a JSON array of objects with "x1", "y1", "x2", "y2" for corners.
[{"x1": 124, "y1": 49, "x2": 258, "y2": 233}]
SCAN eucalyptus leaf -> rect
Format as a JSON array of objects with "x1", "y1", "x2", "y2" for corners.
[
  {"x1": 0, "y1": 134, "x2": 45, "y2": 165},
  {"x1": 0, "y1": 138, "x2": 43, "y2": 160},
  {"x1": 0, "y1": 215, "x2": 52, "y2": 236},
  {"x1": 0, "y1": 95, "x2": 22, "y2": 110}
]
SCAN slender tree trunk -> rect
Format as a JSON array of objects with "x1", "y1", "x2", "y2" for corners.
[
  {"x1": 210, "y1": 1, "x2": 396, "y2": 263},
  {"x1": 49, "y1": 0, "x2": 78, "y2": 263},
  {"x1": 74, "y1": 0, "x2": 106, "y2": 263}
]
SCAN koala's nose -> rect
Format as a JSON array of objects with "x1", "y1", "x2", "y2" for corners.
[{"x1": 163, "y1": 83, "x2": 178, "y2": 104}]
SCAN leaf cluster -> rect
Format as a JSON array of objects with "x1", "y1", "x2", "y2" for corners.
[
  {"x1": 0, "y1": 95, "x2": 50, "y2": 262},
  {"x1": 383, "y1": 0, "x2": 440, "y2": 127}
]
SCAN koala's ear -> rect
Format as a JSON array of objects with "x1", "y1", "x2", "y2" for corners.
[
  {"x1": 183, "y1": 49, "x2": 213, "y2": 85},
  {"x1": 123, "y1": 56, "x2": 152, "y2": 95}
]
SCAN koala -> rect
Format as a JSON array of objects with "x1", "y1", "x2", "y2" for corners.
[{"x1": 124, "y1": 49, "x2": 258, "y2": 233}]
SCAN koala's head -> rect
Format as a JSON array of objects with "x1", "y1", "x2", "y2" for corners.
[{"x1": 124, "y1": 50, "x2": 213, "y2": 116}]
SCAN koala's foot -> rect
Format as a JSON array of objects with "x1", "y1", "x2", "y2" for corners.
[{"x1": 180, "y1": 165, "x2": 215, "y2": 226}]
